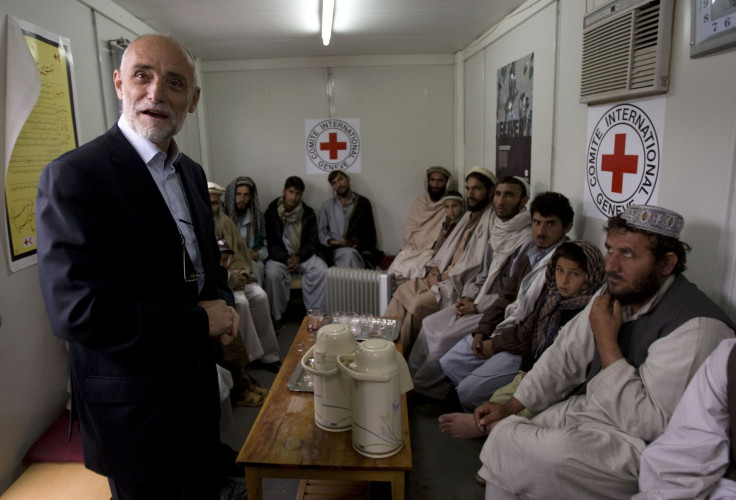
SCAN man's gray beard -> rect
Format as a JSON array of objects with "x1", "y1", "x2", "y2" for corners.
[
  {"x1": 141, "y1": 127, "x2": 177, "y2": 144},
  {"x1": 212, "y1": 210, "x2": 225, "y2": 238},
  {"x1": 131, "y1": 120, "x2": 180, "y2": 145},
  {"x1": 122, "y1": 98, "x2": 186, "y2": 146}
]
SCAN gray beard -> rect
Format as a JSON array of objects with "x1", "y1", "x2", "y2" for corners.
[
  {"x1": 122, "y1": 100, "x2": 185, "y2": 147},
  {"x1": 212, "y1": 210, "x2": 226, "y2": 238},
  {"x1": 130, "y1": 120, "x2": 179, "y2": 146}
]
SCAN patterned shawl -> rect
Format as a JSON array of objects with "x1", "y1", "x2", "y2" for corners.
[
  {"x1": 474, "y1": 208, "x2": 532, "y2": 304},
  {"x1": 533, "y1": 240, "x2": 605, "y2": 359},
  {"x1": 277, "y1": 198, "x2": 304, "y2": 256}
]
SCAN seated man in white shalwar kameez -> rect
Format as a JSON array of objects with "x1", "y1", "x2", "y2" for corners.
[
  {"x1": 408, "y1": 177, "x2": 534, "y2": 401},
  {"x1": 474, "y1": 205, "x2": 735, "y2": 500},
  {"x1": 635, "y1": 337, "x2": 736, "y2": 500},
  {"x1": 434, "y1": 192, "x2": 575, "y2": 410}
]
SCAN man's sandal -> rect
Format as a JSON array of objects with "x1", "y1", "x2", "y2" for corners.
[
  {"x1": 234, "y1": 390, "x2": 265, "y2": 407},
  {"x1": 252, "y1": 386, "x2": 269, "y2": 397}
]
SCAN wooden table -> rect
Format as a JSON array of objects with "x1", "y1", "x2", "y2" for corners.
[{"x1": 237, "y1": 317, "x2": 412, "y2": 499}]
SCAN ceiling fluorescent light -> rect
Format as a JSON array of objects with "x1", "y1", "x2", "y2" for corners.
[{"x1": 322, "y1": 0, "x2": 335, "y2": 46}]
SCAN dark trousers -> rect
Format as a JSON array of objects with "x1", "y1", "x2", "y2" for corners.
[{"x1": 108, "y1": 474, "x2": 218, "y2": 500}]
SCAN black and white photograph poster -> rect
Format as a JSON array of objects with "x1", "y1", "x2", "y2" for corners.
[{"x1": 496, "y1": 52, "x2": 533, "y2": 183}]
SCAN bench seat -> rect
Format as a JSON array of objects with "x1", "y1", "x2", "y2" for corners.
[{"x1": 0, "y1": 462, "x2": 109, "y2": 499}]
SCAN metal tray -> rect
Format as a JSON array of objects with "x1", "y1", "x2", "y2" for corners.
[
  {"x1": 322, "y1": 317, "x2": 401, "y2": 342},
  {"x1": 287, "y1": 318, "x2": 401, "y2": 392},
  {"x1": 288, "y1": 354, "x2": 315, "y2": 392}
]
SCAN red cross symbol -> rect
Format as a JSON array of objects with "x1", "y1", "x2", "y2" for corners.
[
  {"x1": 601, "y1": 134, "x2": 638, "y2": 193},
  {"x1": 319, "y1": 132, "x2": 347, "y2": 160}
]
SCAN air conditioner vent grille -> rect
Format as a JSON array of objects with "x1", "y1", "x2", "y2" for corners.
[{"x1": 580, "y1": 0, "x2": 673, "y2": 104}]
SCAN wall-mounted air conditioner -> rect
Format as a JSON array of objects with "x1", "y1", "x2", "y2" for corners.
[{"x1": 579, "y1": 0, "x2": 674, "y2": 105}]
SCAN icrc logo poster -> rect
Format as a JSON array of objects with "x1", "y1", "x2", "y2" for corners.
[
  {"x1": 305, "y1": 118, "x2": 361, "y2": 175},
  {"x1": 584, "y1": 95, "x2": 666, "y2": 221}
]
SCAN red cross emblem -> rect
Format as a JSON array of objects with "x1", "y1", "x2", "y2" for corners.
[
  {"x1": 319, "y1": 132, "x2": 347, "y2": 160},
  {"x1": 601, "y1": 134, "x2": 638, "y2": 194}
]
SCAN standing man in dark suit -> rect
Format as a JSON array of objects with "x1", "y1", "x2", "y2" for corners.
[{"x1": 36, "y1": 34, "x2": 238, "y2": 499}]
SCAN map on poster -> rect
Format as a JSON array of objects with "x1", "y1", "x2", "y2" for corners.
[
  {"x1": 584, "y1": 95, "x2": 665, "y2": 221},
  {"x1": 496, "y1": 53, "x2": 533, "y2": 183}
]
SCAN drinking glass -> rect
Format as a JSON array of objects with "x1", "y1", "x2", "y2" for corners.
[
  {"x1": 307, "y1": 307, "x2": 324, "y2": 342},
  {"x1": 341, "y1": 312, "x2": 356, "y2": 336},
  {"x1": 359, "y1": 314, "x2": 372, "y2": 335}
]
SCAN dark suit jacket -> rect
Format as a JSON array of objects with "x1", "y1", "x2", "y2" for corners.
[{"x1": 36, "y1": 124, "x2": 232, "y2": 481}]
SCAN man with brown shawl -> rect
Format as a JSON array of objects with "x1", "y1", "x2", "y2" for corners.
[
  {"x1": 388, "y1": 166, "x2": 452, "y2": 284},
  {"x1": 385, "y1": 167, "x2": 496, "y2": 356}
]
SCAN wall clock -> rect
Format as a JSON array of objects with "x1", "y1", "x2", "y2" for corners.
[{"x1": 691, "y1": 0, "x2": 736, "y2": 57}]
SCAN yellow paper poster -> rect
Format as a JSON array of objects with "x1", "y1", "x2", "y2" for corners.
[{"x1": 4, "y1": 17, "x2": 77, "y2": 270}]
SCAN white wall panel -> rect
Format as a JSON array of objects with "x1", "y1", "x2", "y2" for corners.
[
  {"x1": 203, "y1": 62, "x2": 454, "y2": 254},
  {"x1": 553, "y1": 0, "x2": 736, "y2": 305},
  {"x1": 203, "y1": 66, "x2": 331, "y2": 211},
  {"x1": 0, "y1": 0, "x2": 106, "y2": 492},
  {"x1": 464, "y1": 52, "x2": 485, "y2": 173},
  {"x1": 480, "y1": 2, "x2": 557, "y2": 197},
  {"x1": 0, "y1": 0, "x2": 156, "y2": 492},
  {"x1": 462, "y1": 0, "x2": 736, "y2": 309},
  {"x1": 652, "y1": 0, "x2": 736, "y2": 305},
  {"x1": 549, "y1": 0, "x2": 589, "y2": 240},
  {"x1": 330, "y1": 65, "x2": 454, "y2": 252}
]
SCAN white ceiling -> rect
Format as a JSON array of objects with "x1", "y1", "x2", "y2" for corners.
[{"x1": 109, "y1": 0, "x2": 528, "y2": 61}]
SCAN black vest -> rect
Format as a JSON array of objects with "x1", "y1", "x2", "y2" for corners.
[
  {"x1": 583, "y1": 275, "x2": 736, "y2": 388},
  {"x1": 727, "y1": 344, "x2": 736, "y2": 479}
]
